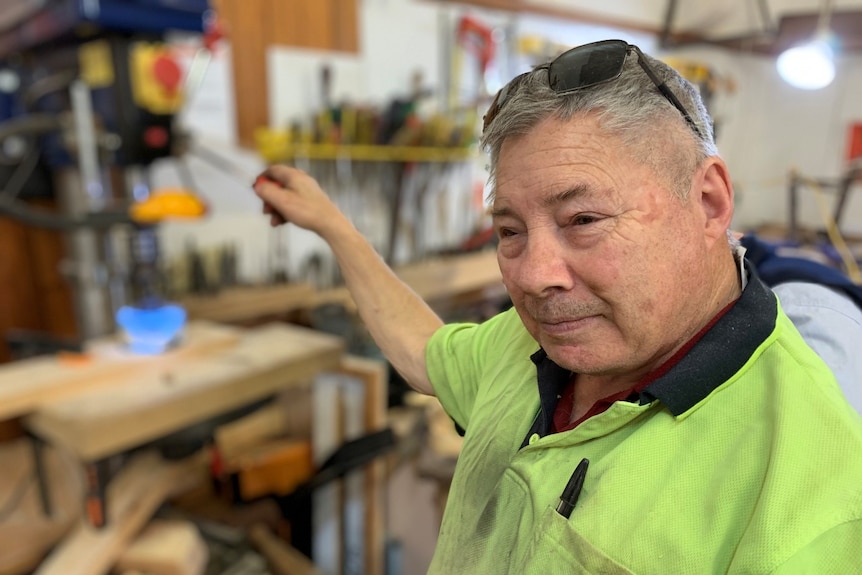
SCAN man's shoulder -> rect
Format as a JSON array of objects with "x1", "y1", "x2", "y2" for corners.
[{"x1": 433, "y1": 306, "x2": 531, "y2": 348}]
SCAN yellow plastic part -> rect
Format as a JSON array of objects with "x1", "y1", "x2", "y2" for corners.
[
  {"x1": 129, "y1": 43, "x2": 184, "y2": 115},
  {"x1": 79, "y1": 40, "x2": 115, "y2": 88},
  {"x1": 130, "y1": 188, "x2": 208, "y2": 223}
]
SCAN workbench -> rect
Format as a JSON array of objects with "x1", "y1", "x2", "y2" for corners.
[{"x1": 0, "y1": 320, "x2": 344, "y2": 528}]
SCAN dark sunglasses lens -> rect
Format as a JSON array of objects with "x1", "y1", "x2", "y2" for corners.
[{"x1": 549, "y1": 42, "x2": 628, "y2": 92}]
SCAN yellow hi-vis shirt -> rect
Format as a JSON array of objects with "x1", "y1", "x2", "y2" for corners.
[{"x1": 425, "y1": 271, "x2": 862, "y2": 574}]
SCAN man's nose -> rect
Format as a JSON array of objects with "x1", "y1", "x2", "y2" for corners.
[{"x1": 518, "y1": 230, "x2": 576, "y2": 295}]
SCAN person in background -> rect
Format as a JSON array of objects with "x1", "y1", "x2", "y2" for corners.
[
  {"x1": 742, "y1": 233, "x2": 862, "y2": 413},
  {"x1": 254, "y1": 39, "x2": 862, "y2": 574}
]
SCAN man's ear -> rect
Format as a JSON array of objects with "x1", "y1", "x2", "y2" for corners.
[{"x1": 696, "y1": 157, "x2": 734, "y2": 246}]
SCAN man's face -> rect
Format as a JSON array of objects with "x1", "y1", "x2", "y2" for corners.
[{"x1": 492, "y1": 114, "x2": 709, "y2": 378}]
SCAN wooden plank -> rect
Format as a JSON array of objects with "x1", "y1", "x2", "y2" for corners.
[
  {"x1": 0, "y1": 321, "x2": 240, "y2": 421},
  {"x1": 338, "y1": 356, "x2": 387, "y2": 575},
  {"x1": 315, "y1": 248, "x2": 504, "y2": 311},
  {"x1": 25, "y1": 324, "x2": 343, "y2": 460},
  {"x1": 34, "y1": 451, "x2": 207, "y2": 575},
  {"x1": 340, "y1": 376, "x2": 365, "y2": 575},
  {"x1": 248, "y1": 524, "x2": 325, "y2": 575},
  {"x1": 312, "y1": 373, "x2": 343, "y2": 574},
  {"x1": 395, "y1": 249, "x2": 503, "y2": 304},
  {"x1": 115, "y1": 519, "x2": 209, "y2": 575},
  {"x1": 214, "y1": 401, "x2": 290, "y2": 460},
  {"x1": 0, "y1": 438, "x2": 83, "y2": 575},
  {"x1": 177, "y1": 283, "x2": 317, "y2": 323},
  {"x1": 173, "y1": 251, "x2": 504, "y2": 324}
]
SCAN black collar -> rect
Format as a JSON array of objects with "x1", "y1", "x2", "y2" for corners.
[{"x1": 522, "y1": 262, "x2": 776, "y2": 446}]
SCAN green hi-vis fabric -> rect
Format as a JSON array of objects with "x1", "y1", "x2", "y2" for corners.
[{"x1": 425, "y1": 273, "x2": 862, "y2": 574}]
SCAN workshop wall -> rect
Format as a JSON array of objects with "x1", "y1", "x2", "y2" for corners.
[
  {"x1": 665, "y1": 42, "x2": 862, "y2": 235},
  {"x1": 152, "y1": 0, "x2": 862, "y2": 289}
]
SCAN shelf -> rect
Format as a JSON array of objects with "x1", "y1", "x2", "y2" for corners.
[{"x1": 255, "y1": 128, "x2": 476, "y2": 163}]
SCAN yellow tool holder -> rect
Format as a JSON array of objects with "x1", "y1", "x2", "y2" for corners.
[{"x1": 255, "y1": 127, "x2": 476, "y2": 164}]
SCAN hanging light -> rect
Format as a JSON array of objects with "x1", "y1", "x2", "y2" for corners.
[{"x1": 776, "y1": 0, "x2": 837, "y2": 90}]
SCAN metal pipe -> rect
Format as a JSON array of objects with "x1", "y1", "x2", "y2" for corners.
[
  {"x1": 660, "y1": 0, "x2": 679, "y2": 48},
  {"x1": 0, "y1": 195, "x2": 132, "y2": 230}
]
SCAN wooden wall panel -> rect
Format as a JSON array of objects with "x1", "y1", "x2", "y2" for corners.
[
  {"x1": 219, "y1": 0, "x2": 271, "y2": 148},
  {"x1": 0, "y1": 208, "x2": 76, "y2": 364},
  {"x1": 217, "y1": 0, "x2": 359, "y2": 147},
  {"x1": 286, "y1": 0, "x2": 336, "y2": 50},
  {"x1": 0, "y1": 217, "x2": 40, "y2": 363},
  {"x1": 333, "y1": 0, "x2": 359, "y2": 53},
  {"x1": 27, "y1": 221, "x2": 77, "y2": 338}
]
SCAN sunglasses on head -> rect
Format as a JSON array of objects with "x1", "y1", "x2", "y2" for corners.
[{"x1": 482, "y1": 39, "x2": 703, "y2": 139}]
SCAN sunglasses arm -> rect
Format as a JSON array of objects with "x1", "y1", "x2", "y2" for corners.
[{"x1": 632, "y1": 50, "x2": 703, "y2": 139}]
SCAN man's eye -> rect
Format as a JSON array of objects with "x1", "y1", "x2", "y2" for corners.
[
  {"x1": 571, "y1": 214, "x2": 601, "y2": 226},
  {"x1": 498, "y1": 228, "x2": 518, "y2": 238}
]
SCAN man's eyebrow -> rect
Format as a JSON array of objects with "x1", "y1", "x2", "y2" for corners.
[
  {"x1": 489, "y1": 183, "x2": 594, "y2": 219},
  {"x1": 488, "y1": 205, "x2": 513, "y2": 219},
  {"x1": 542, "y1": 183, "x2": 592, "y2": 209}
]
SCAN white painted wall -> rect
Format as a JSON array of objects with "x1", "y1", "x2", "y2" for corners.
[
  {"x1": 154, "y1": 0, "x2": 862, "y2": 288},
  {"x1": 662, "y1": 44, "x2": 862, "y2": 234}
]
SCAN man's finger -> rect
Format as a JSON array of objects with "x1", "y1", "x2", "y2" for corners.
[{"x1": 263, "y1": 164, "x2": 302, "y2": 187}]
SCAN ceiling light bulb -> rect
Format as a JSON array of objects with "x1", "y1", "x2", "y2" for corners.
[{"x1": 776, "y1": 38, "x2": 836, "y2": 90}]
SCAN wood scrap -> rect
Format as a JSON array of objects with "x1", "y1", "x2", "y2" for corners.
[
  {"x1": 248, "y1": 524, "x2": 324, "y2": 575},
  {"x1": 34, "y1": 450, "x2": 207, "y2": 575},
  {"x1": 0, "y1": 438, "x2": 83, "y2": 575},
  {"x1": 227, "y1": 438, "x2": 314, "y2": 501},
  {"x1": 214, "y1": 402, "x2": 290, "y2": 461},
  {"x1": 338, "y1": 356, "x2": 388, "y2": 575},
  {"x1": 115, "y1": 519, "x2": 208, "y2": 575},
  {"x1": 213, "y1": 382, "x2": 313, "y2": 461},
  {"x1": 311, "y1": 374, "x2": 343, "y2": 574}
]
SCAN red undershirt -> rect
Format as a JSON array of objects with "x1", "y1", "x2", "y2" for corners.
[{"x1": 551, "y1": 300, "x2": 738, "y2": 433}]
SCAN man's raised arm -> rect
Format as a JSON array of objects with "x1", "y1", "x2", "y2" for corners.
[{"x1": 253, "y1": 164, "x2": 442, "y2": 396}]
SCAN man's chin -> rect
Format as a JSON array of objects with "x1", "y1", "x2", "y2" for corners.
[{"x1": 543, "y1": 343, "x2": 626, "y2": 375}]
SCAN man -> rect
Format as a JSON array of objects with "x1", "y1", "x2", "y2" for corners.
[{"x1": 255, "y1": 39, "x2": 862, "y2": 573}]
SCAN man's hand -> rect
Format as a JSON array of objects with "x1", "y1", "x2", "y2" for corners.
[{"x1": 252, "y1": 165, "x2": 348, "y2": 239}]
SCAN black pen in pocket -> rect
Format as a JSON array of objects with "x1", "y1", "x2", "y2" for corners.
[{"x1": 556, "y1": 458, "x2": 590, "y2": 519}]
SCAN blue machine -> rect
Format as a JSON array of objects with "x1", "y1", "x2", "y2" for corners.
[
  {"x1": 0, "y1": 0, "x2": 209, "y2": 58},
  {"x1": 0, "y1": 0, "x2": 212, "y2": 342},
  {"x1": 0, "y1": 0, "x2": 211, "y2": 167}
]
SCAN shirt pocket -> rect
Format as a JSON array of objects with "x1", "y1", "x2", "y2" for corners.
[{"x1": 518, "y1": 506, "x2": 637, "y2": 575}]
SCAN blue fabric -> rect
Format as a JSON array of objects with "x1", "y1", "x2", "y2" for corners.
[{"x1": 741, "y1": 235, "x2": 862, "y2": 310}]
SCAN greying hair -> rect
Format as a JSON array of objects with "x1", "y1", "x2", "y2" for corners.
[{"x1": 481, "y1": 46, "x2": 719, "y2": 201}]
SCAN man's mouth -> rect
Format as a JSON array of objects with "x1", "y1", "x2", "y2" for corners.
[{"x1": 538, "y1": 316, "x2": 599, "y2": 335}]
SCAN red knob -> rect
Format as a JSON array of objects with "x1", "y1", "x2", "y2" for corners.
[{"x1": 153, "y1": 54, "x2": 182, "y2": 93}]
